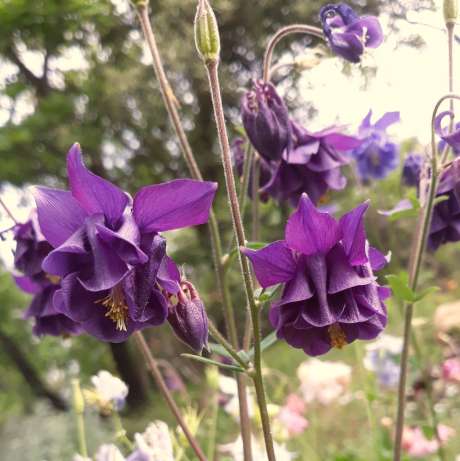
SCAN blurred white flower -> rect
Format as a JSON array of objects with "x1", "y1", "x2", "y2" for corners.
[
  {"x1": 220, "y1": 435, "x2": 296, "y2": 461},
  {"x1": 218, "y1": 375, "x2": 255, "y2": 419},
  {"x1": 297, "y1": 359, "x2": 351, "y2": 405},
  {"x1": 73, "y1": 455, "x2": 91, "y2": 461},
  {"x1": 364, "y1": 334, "x2": 403, "y2": 389},
  {"x1": 127, "y1": 421, "x2": 173, "y2": 461},
  {"x1": 84, "y1": 370, "x2": 128, "y2": 414},
  {"x1": 95, "y1": 444, "x2": 125, "y2": 461}
]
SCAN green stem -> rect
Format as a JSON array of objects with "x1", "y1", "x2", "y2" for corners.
[
  {"x1": 393, "y1": 94, "x2": 460, "y2": 461},
  {"x1": 134, "y1": 332, "x2": 207, "y2": 461},
  {"x1": 113, "y1": 411, "x2": 134, "y2": 452},
  {"x1": 135, "y1": 5, "x2": 253, "y2": 457},
  {"x1": 206, "y1": 392, "x2": 219, "y2": 461},
  {"x1": 71, "y1": 380, "x2": 88, "y2": 458},
  {"x1": 204, "y1": 59, "x2": 276, "y2": 461}
]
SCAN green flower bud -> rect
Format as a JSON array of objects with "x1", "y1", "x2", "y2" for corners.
[
  {"x1": 444, "y1": 0, "x2": 458, "y2": 24},
  {"x1": 194, "y1": 0, "x2": 220, "y2": 63},
  {"x1": 71, "y1": 379, "x2": 85, "y2": 415}
]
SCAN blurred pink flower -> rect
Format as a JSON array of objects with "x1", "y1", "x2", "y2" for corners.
[
  {"x1": 442, "y1": 357, "x2": 460, "y2": 384},
  {"x1": 285, "y1": 393, "x2": 306, "y2": 414},
  {"x1": 277, "y1": 407, "x2": 309, "y2": 436},
  {"x1": 402, "y1": 425, "x2": 455, "y2": 458}
]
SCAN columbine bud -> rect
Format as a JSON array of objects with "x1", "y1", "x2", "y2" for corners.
[
  {"x1": 168, "y1": 281, "x2": 208, "y2": 353},
  {"x1": 71, "y1": 379, "x2": 85, "y2": 415},
  {"x1": 241, "y1": 80, "x2": 292, "y2": 162},
  {"x1": 194, "y1": 0, "x2": 220, "y2": 63},
  {"x1": 444, "y1": 0, "x2": 458, "y2": 24}
]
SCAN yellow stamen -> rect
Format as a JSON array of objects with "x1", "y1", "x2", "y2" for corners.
[
  {"x1": 98, "y1": 285, "x2": 128, "y2": 331},
  {"x1": 46, "y1": 274, "x2": 61, "y2": 285},
  {"x1": 328, "y1": 323, "x2": 348, "y2": 349}
]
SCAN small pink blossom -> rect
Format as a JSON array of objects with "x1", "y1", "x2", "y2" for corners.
[
  {"x1": 277, "y1": 407, "x2": 309, "y2": 436},
  {"x1": 285, "y1": 393, "x2": 306, "y2": 414},
  {"x1": 442, "y1": 357, "x2": 460, "y2": 384},
  {"x1": 402, "y1": 425, "x2": 455, "y2": 458}
]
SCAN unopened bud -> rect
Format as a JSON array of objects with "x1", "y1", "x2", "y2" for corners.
[
  {"x1": 194, "y1": 0, "x2": 220, "y2": 63},
  {"x1": 71, "y1": 379, "x2": 85, "y2": 415},
  {"x1": 168, "y1": 281, "x2": 209, "y2": 354},
  {"x1": 444, "y1": 0, "x2": 458, "y2": 24}
]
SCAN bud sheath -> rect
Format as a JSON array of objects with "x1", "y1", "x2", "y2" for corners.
[
  {"x1": 444, "y1": 0, "x2": 458, "y2": 24},
  {"x1": 194, "y1": 0, "x2": 220, "y2": 63}
]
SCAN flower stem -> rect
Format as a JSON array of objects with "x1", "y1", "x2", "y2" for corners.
[
  {"x1": 0, "y1": 196, "x2": 18, "y2": 224},
  {"x1": 134, "y1": 5, "x2": 253, "y2": 455},
  {"x1": 71, "y1": 379, "x2": 88, "y2": 458},
  {"x1": 393, "y1": 94, "x2": 460, "y2": 461},
  {"x1": 262, "y1": 24, "x2": 324, "y2": 82},
  {"x1": 112, "y1": 411, "x2": 134, "y2": 451},
  {"x1": 133, "y1": 331, "x2": 207, "y2": 461},
  {"x1": 204, "y1": 59, "x2": 276, "y2": 461}
]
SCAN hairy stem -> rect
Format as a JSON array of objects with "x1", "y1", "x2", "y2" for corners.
[
  {"x1": 393, "y1": 94, "x2": 460, "y2": 461},
  {"x1": 135, "y1": 5, "x2": 253, "y2": 455},
  {"x1": 262, "y1": 24, "x2": 324, "y2": 81},
  {"x1": 205, "y1": 59, "x2": 276, "y2": 461},
  {"x1": 134, "y1": 331, "x2": 207, "y2": 461}
]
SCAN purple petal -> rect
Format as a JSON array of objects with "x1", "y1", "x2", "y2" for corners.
[
  {"x1": 241, "y1": 240, "x2": 296, "y2": 288},
  {"x1": 79, "y1": 215, "x2": 130, "y2": 292},
  {"x1": 67, "y1": 143, "x2": 129, "y2": 227},
  {"x1": 280, "y1": 258, "x2": 313, "y2": 304},
  {"x1": 157, "y1": 256, "x2": 181, "y2": 294},
  {"x1": 368, "y1": 247, "x2": 390, "y2": 271},
  {"x1": 374, "y1": 112, "x2": 400, "y2": 131},
  {"x1": 435, "y1": 111, "x2": 453, "y2": 136},
  {"x1": 31, "y1": 186, "x2": 87, "y2": 248},
  {"x1": 340, "y1": 201, "x2": 369, "y2": 266},
  {"x1": 360, "y1": 110, "x2": 373, "y2": 132},
  {"x1": 96, "y1": 214, "x2": 148, "y2": 266},
  {"x1": 378, "y1": 199, "x2": 413, "y2": 217},
  {"x1": 14, "y1": 275, "x2": 42, "y2": 294},
  {"x1": 322, "y1": 133, "x2": 362, "y2": 151},
  {"x1": 350, "y1": 16, "x2": 384, "y2": 48},
  {"x1": 134, "y1": 179, "x2": 217, "y2": 233},
  {"x1": 285, "y1": 193, "x2": 341, "y2": 255}
]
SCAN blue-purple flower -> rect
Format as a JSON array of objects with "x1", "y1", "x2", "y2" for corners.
[
  {"x1": 241, "y1": 80, "x2": 292, "y2": 162},
  {"x1": 32, "y1": 143, "x2": 217, "y2": 342},
  {"x1": 352, "y1": 110, "x2": 400, "y2": 181},
  {"x1": 402, "y1": 153, "x2": 424, "y2": 188},
  {"x1": 428, "y1": 159, "x2": 460, "y2": 250},
  {"x1": 242, "y1": 194, "x2": 389, "y2": 356},
  {"x1": 435, "y1": 111, "x2": 460, "y2": 156},
  {"x1": 262, "y1": 121, "x2": 361, "y2": 206},
  {"x1": 13, "y1": 212, "x2": 82, "y2": 337},
  {"x1": 320, "y1": 3, "x2": 383, "y2": 63}
]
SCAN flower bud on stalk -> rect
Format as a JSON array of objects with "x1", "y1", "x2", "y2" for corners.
[
  {"x1": 444, "y1": 0, "x2": 458, "y2": 24},
  {"x1": 71, "y1": 379, "x2": 85, "y2": 415},
  {"x1": 168, "y1": 280, "x2": 209, "y2": 354},
  {"x1": 194, "y1": 0, "x2": 220, "y2": 63}
]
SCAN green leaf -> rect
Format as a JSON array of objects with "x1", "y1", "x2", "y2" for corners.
[
  {"x1": 414, "y1": 286, "x2": 440, "y2": 302},
  {"x1": 387, "y1": 192, "x2": 420, "y2": 222},
  {"x1": 207, "y1": 343, "x2": 250, "y2": 363},
  {"x1": 421, "y1": 425, "x2": 435, "y2": 439},
  {"x1": 386, "y1": 272, "x2": 416, "y2": 302},
  {"x1": 254, "y1": 284, "x2": 281, "y2": 304},
  {"x1": 433, "y1": 194, "x2": 449, "y2": 206},
  {"x1": 247, "y1": 331, "x2": 278, "y2": 360},
  {"x1": 181, "y1": 354, "x2": 246, "y2": 373}
]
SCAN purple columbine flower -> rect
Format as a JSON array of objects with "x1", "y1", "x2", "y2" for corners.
[
  {"x1": 435, "y1": 111, "x2": 460, "y2": 156},
  {"x1": 242, "y1": 194, "x2": 389, "y2": 356},
  {"x1": 167, "y1": 280, "x2": 209, "y2": 353},
  {"x1": 402, "y1": 153, "x2": 424, "y2": 188},
  {"x1": 241, "y1": 80, "x2": 292, "y2": 162},
  {"x1": 428, "y1": 159, "x2": 460, "y2": 250},
  {"x1": 262, "y1": 121, "x2": 361, "y2": 206},
  {"x1": 352, "y1": 110, "x2": 400, "y2": 181},
  {"x1": 13, "y1": 212, "x2": 82, "y2": 337},
  {"x1": 319, "y1": 3, "x2": 383, "y2": 63},
  {"x1": 32, "y1": 143, "x2": 217, "y2": 342}
]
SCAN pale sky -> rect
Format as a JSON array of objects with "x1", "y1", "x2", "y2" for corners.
[{"x1": 0, "y1": 0, "x2": 457, "y2": 267}]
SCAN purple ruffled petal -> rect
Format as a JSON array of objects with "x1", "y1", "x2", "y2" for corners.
[
  {"x1": 340, "y1": 201, "x2": 369, "y2": 266},
  {"x1": 133, "y1": 179, "x2": 217, "y2": 233},
  {"x1": 285, "y1": 193, "x2": 341, "y2": 255},
  {"x1": 31, "y1": 186, "x2": 87, "y2": 248},
  {"x1": 241, "y1": 240, "x2": 296, "y2": 288},
  {"x1": 67, "y1": 144, "x2": 129, "y2": 228}
]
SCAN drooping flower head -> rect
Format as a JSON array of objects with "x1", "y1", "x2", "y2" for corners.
[
  {"x1": 435, "y1": 110, "x2": 460, "y2": 156},
  {"x1": 32, "y1": 143, "x2": 217, "y2": 342},
  {"x1": 167, "y1": 279, "x2": 209, "y2": 353},
  {"x1": 241, "y1": 80, "x2": 292, "y2": 162},
  {"x1": 84, "y1": 370, "x2": 128, "y2": 414},
  {"x1": 402, "y1": 153, "x2": 424, "y2": 188},
  {"x1": 13, "y1": 211, "x2": 82, "y2": 337},
  {"x1": 242, "y1": 194, "x2": 389, "y2": 356},
  {"x1": 263, "y1": 121, "x2": 360, "y2": 206},
  {"x1": 319, "y1": 3, "x2": 383, "y2": 63},
  {"x1": 352, "y1": 110, "x2": 400, "y2": 181},
  {"x1": 428, "y1": 158, "x2": 460, "y2": 250}
]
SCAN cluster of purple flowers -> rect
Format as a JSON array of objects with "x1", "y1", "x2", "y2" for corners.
[
  {"x1": 243, "y1": 194, "x2": 389, "y2": 356},
  {"x1": 12, "y1": 144, "x2": 213, "y2": 351}
]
